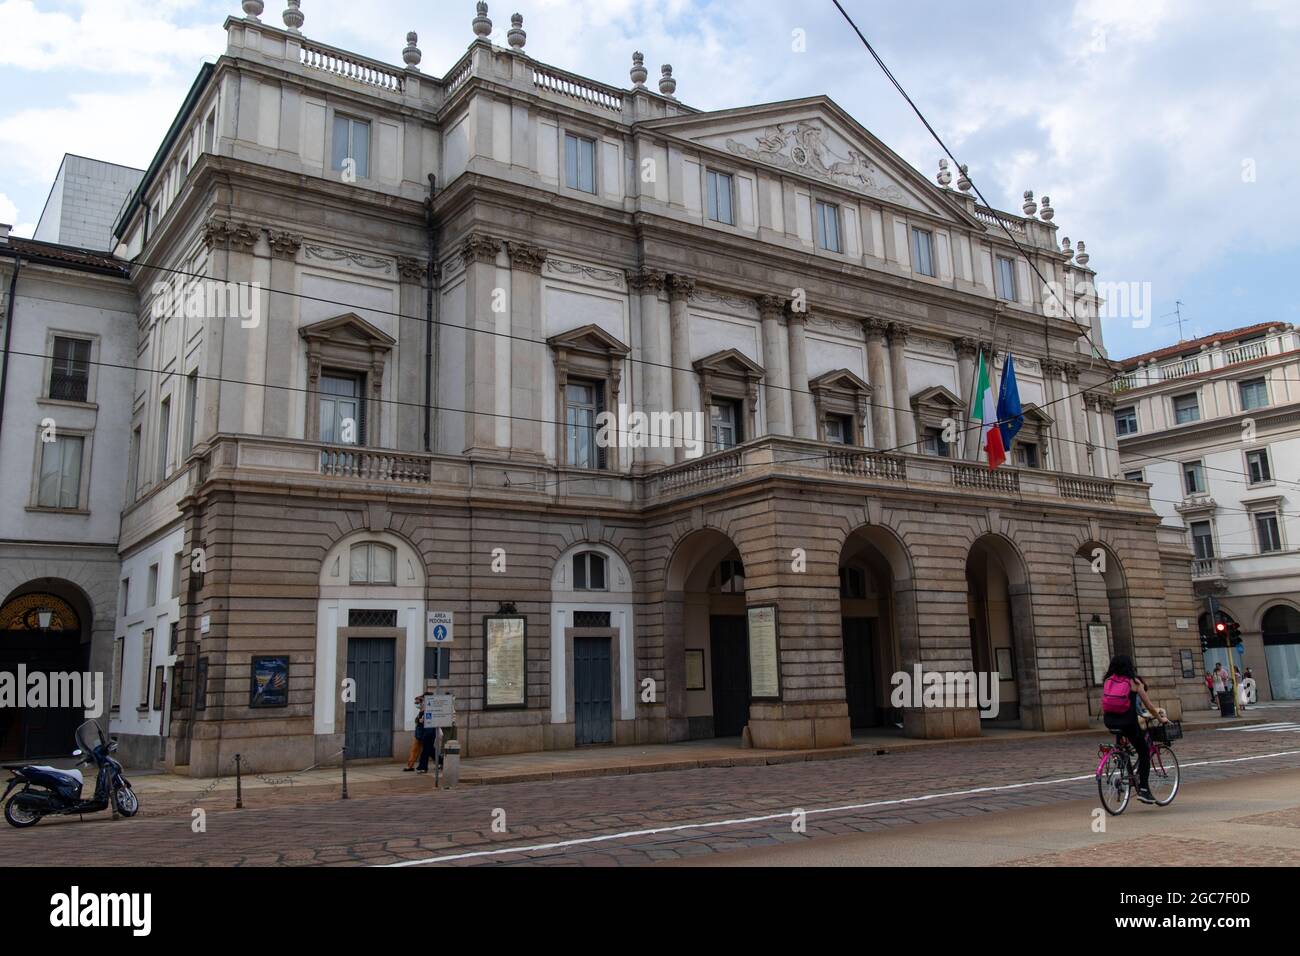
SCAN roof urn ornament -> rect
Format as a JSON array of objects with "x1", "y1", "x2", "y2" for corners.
[
  {"x1": 1075, "y1": 240, "x2": 1089, "y2": 266},
  {"x1": 630, "y1": 51, "x2": 648, "y2": 88},
  {"x1": 1060, "y1": 236, "x2": 1073, "y2": 257},
  {"x1": 1022, "y1": 190, "x2": 1037, "y2": 217},
  {"x1": 956, "y1": 164, "x2": 971, "y2": 191},
  {"x1": 659, "y1": 64, "x2": 676, "y2": 97},
  {"x1": 402, "y1": 32, "x2": 422, "y2": 68},
  {"x1": 473, "y1": 2, "x2": 493, "y2": 38},
  {"x1": 282, "y1": 0, "x2": 303, "y2": 32},
  {"x1": 1039, "y1": 195, "x2": 1054, "y2": 221},
  {"x1": 936, "y1": 158, "x2": 952, "y2": 187},
  {"x1": 241, "y1": 0, "x2": 264, "y2": 18},
  {"x1": 507, "y1": 13, "x2": 526, "y2": 49}
]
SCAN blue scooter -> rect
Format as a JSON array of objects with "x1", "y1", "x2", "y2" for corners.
[{"x1": 3, "y1": 719, "x2": 139, "y2": 827}]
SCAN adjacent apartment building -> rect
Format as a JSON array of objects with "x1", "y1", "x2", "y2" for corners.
[
  {"x1": 1114, "y1": 323, "x2": 1300, "y2": 701},
  {"x1": 5, "y1": 1, "x2": 1205, "y2": 772}
]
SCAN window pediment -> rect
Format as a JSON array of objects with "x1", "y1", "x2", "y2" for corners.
[
  {"x1": 693, "y1": 348, "x2": 765, "y2": 382},
  {"x1": 1021, "y1": 403, "x2": 1054, "y2": 427},
  {"x1": 810, "y1": 368, "x2": 871, "y2": 397},
  {"x1": 910, "y1": 384, "x2": 963, "y2": 413},
  {"x1": 547, "y1": 324, "x2": 630, "y2": 358},
  {"x1": 299, "y1": 312, "x2": 396, "y2": 350}
]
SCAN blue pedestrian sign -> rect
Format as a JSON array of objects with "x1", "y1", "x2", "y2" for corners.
[{"x1": 427, "y1": 610, "x2": 454, "y2": 645}]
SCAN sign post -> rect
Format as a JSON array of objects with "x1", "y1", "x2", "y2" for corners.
[{"x1": 425, "y1": 612, "x2": 455, "y2": 783}]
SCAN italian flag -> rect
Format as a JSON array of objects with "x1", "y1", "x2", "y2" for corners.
[{"x1": 974, "y1": 351, "x2": 1006, "y2": 471}]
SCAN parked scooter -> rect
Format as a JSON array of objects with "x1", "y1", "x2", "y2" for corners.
[{"x1": 3, "y1": 719, "x2": 139, "y2": 827}]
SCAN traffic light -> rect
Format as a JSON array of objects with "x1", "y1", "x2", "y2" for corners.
[
  {"x1": 1214, "y1": 620, "x2": 1227, "y2": 646},
  {"x1": 1228, "y1": 622, "x2": 1244, "y2": 650},
  {"x1": 1199, "y1": 632, "x2": 1209, "y2": 653}
]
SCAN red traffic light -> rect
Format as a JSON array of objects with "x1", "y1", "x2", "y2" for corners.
[{"x1": 1215, "y1": 622, "x2": 1226, "y2": 632}]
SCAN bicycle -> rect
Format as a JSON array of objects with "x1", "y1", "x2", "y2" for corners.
[{"x1": 1095, "y1": 719, "x2": 1182, "y2": 815}]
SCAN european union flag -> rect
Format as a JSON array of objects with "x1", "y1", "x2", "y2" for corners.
[{"x1": 997, "y1": 353, "x2": 1023, "y2": 453}]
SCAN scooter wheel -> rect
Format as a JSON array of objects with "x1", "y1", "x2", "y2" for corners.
[
  {"x1": 4, "y1": 796, "x2": 42, "y2": 828},
  {"x1": 112, "y1": 787, "x2": 140, "y2": 818}
]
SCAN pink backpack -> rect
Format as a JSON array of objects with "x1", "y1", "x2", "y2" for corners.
[{"x1": 1101, "y1": 675, "x2": 1133, "y2": 714}]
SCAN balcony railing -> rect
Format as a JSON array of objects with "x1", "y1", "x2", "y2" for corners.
[
  {"x1": 1192, "y1": 557, "x2": 1222, "y2": 579},
  {"x1": 532, "y1": 64, "x2": 624, "y2": 112},
  {"x1": 972, "y1": 205, "x2": 1028, "y2": 235},
  {"x1": 657, "y1": 449, "x2": 743, "y2": 493},
  {"x1": 952, "y1": 462, "x2": 1020, "y2": 494},
  {"x1": 827, "y1": 449, "x2": 907, "y2": 482},
  {"x1": 1223, "y1": 340, "x2": 1268, "y2": 366},
  {"x1": 300, "y1": 39, "x2": 405, "y2": 93},
  {"x1": 1158, "y1": 356, "x2": 1202, "y2": 381},
  {"x1": 1057, "y1": 476, "x2": 1116, "y2": 503},
  {"x1": 320, "y1": 446, "x2": 432, "y2": 482}
]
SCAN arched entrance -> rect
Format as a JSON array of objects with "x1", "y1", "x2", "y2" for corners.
[
  {"x1": 1072, "y1": 542, "x2": 1136, "y2": 713},
  {"x1": 839, "y1": 526, "x2": 913, "y2": 732},
  {"x1": 665, "y1": 529, "x2": 749, "y2": 741},
  {"x1": 1, "y1": 584, "x2": 91, "y2": 760},
  {"x1": 1261, "y1": 604, "x2": 1300, "y2": 700},
  {"x1": 965, "y1": 535, "x2": 1034, "y2": 726}
]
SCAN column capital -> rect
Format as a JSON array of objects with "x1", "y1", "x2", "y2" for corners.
[
  {"x1": 786, "y1": 309, "x2": 809, "y2": 327},
  {"x1": 265, "y1": 228, "x2": 302, "y2": 259},
  {"x1": 629, "y1": 269, "x2": 667, "y2": 295},
  {"x1": 1091, "y1": 391, "x2": 1116, "y2": 411},
  {"x1": 396, "y1": 256, "x2": 426, "y2": 282},
  {"x1": 505, "y1": 240, "x2": 548, "y2": 274},
  {"x1": 667, "y1": 274, "x2": 696, "y2": 301},
  {"x1": 460, "y1": 232, "x2": 501, "y2": 266},
  {"x1": 886, "y1": 321, "x2": 910, "y2": 345},
  {"x1": 955, "y1": 336, "x2": 980, "y2": 359},
  {"x1": 202, "y1": 217, "x2": 258, "y2": 251},
  {"x1": 758, "y1": 294, "x2": 786, "y2": 320},
  {"x1": 862, "y1": 316, "x2": 890, "y2": 338},
  {"x1": 1063, "y1": 362, "x2": 1081, "y2": 382},
  {"x1": 1041, "y1": 357, "x2": 1066, "y2": 376}
]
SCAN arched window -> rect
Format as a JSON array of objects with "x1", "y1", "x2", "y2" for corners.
[
  {"x1": 350, "y1": 542, "x2": 396, "y2": 585},
  {"x1": 572, "y1": 551, "x2": 607, "y2": 591},
  {"x1": 1262, "y1": 605, "x2": 1300, "y2": 642}
]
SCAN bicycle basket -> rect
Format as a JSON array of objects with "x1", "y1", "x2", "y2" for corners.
[{"x1": 1151, "y1": 720, "x2": 1182, "y2": 743}]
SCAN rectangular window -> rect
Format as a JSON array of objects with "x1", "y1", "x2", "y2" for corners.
[
  {"x1": 706, "y1": 169, "x2": 734, "y2": 225},
  {"x1": 1115, "y1": 406, "x2": 1138, "y2": 437},
  {"x1": 1239, "y1": 377, "x2": 1269, "y2": 411},
  {"x1": 183, "y1": 371, "x2": 199, "y2": 458},
  {"x1": 710, "y1": 398, "x2": 743, "y2": 450},
  {"x1": 203, "y1": 112, "x2": 216, "y2": 153},
  {"x1": 825, "y1": 415, "x2": 854, "y2": 445},
  {"x1": 111, "y1": 637, "x2": 124, "y2": 712},
  {"x1": 911, "y1": 227, "x2": 936, "y2": 277},
  {"x1": 1015, "y1": 442, "x2": 1039, "y2": 469},
  {"x1": 129, "y1": 426, "x2": 142, "y2": 502},
  {"x1": 1173, "y1": 393, "x2": 1200, "y2": 424},
  {"x1": 172, "y1": 552, "x2": 184, "y2": 599},
  {"x1": 1246, "y1": 449, "x2": 1272, "y2": 485},
  {"x1": 139, "y1": 629, "x2": 154, "y2": 709},
  {"x1": 169, "y1": 621, "x2": 179, "y2": 654},
  {"x1": 565, "y1": 379, "x2": 604, "y2": 469},
  {"x1": 331, "y1": 114, "x2": 370, "y2": 179},
  {"x1": 1124, "y1": 470, "x2": 1145, "y2": 483},
  {"x1": 1183, "y1": 461, "x2": 1206, "y2": 495},
  {"x1": 147, "y1": 564, "x2": 159, "y2": 607},
  {"x1": 49, "y1": 337, "x2": 91, "y2": 402},
  {"x1": 157, "y1": 396, "x2": 171, "y2": 482},
  {"x1": 815, "y1": 201, "x2": 841, "y2": 252},
  {"x1": 1256, "y1": 512, "x2": 1282, "y2": 554},
  {"x1": 37, "y1": 435, "x2": 84, "y2": 509},
  {"x1": 922, "y1": 427, "x2": 952, "y2": 458},
  {"x1": 120, "y1": 579, "x2": 130, "y2": 617},
  {"x1": 995, "y1": 255, "x2": 1017, "y2": 300},
  {"x1": 564, "y1": 133, "x2": 596, "y2": 193},
  {"x1": 319, "y1": 372, "x2": 365, "y2": 445},
  {"x1": 1190, "y1": 520, "x2": 1214, "y2": 559}
]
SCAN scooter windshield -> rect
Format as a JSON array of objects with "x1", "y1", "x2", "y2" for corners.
[{"x1": 75, "y1": 719, "x2": 109, "y2": 755}]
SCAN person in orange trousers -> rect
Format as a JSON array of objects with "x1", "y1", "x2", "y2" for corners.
[{"x1": 403, "y1": 696, "x2": 425, "y2": 771}]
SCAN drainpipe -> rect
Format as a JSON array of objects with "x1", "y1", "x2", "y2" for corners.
[
  {"x1": 0, "y1": 255, "x2": 22, "y2": 448},
  {"x1": 424, "y1": 173, "x2": 439, "y2": 452}
]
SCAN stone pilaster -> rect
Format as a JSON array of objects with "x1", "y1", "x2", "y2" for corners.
[
  {"x1": 396, "y1": 255, "x2": 428, "y2": 451},
  {"x1": 758, "y1": 294, "x2": 792, "y2": 438},
  {"x1": 888, "y1": 322, "x2": 916, "y2": 452},
  {"x1": 864, "y1": 317, "x2": 894, "y2": 449},
  {"x1": 956, "y1": 336, "x2": 980, "y2": 460},
  {"x1": 1041, "y1": 358, "x2": 1072, "y2": 472},
  {"x1": 506, "y1": 241, "x2": 548, "y2": 459},
  {"x1": 461, "y1": 233, "x2": 504, "y2": 455},
  {"x1": 631, "y1": 270, "x2": 673, "y2": 466},
  {"x1": 1065, "y1": 363, "x2": 1089, "y2": 476},
  {"x1": 262, "y1": 229, "x2": 302, "y2": 439},
  {"x1": 786, "y1": 310, "x2": 815, "y2": 439},
  {"x1": 667, "y1": 274, "x2": 697, "y2": 462}
]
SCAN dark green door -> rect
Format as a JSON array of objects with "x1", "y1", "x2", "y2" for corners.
[
  {"x1": 842, "y1": 617, "x2": 878, "y2": 729},
  {"x1": 710, "y1": 615, "x2": 750, "y2": 738},
  {"x1": 345, "y1": 638, "x2": 394, "y2": 759},
  {"x1": 574, "y1": 636, "x2": 612, "y2": 745}
]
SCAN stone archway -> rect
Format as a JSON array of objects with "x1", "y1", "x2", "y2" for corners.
[
  {"x1": 966, "y1": 534, "x2": 1037, "y2": 727},
  {"x1": 1073, "y1": 541, "x2": 1137, "y2": 713}
]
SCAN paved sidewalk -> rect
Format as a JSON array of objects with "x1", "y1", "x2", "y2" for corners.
[{"x1": 92, "y1": 702, "x2": 1279, "y2": 817}]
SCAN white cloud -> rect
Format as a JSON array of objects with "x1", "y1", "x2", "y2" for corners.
[{"x1": 0, "y1": 191, "x2": 16, "y2": 224}]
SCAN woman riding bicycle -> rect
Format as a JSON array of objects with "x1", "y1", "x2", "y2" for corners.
[{"x1": 1101, "y1": 654, "x2": 1169, "y2": 804}]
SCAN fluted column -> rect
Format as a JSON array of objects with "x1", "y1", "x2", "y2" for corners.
[
  {"x1": 668, "y1": 275, "x2": 698, "y2": 462},
  {"x1": 507, "y1": 241, "x2": 547, "y2": 459},
  {"x1": 956, "y1": 336, "x2": 980, "y2": 460},
  {"x1": 888, "y1": 322, "x2": 916, "y2": 452},
  {"x1": 759, "y1": 295, "x2": 792, "y2": 437},
  {"x1": 1065, "y1": 363, "x2": 1089, "y2": 475},
  {"x1": 632, "y1": 270, "x2": 673, "y2": 467},
  {"x1": 786, "y1": 311, "x2": 815, "y2": 439},
  {"x1": 863, "y1": 318, "x2": 894, "y2": 449}
]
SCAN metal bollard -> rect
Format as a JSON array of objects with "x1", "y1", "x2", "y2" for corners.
[
  {"x1": 440, "y1": 740, "x2": 461, "y2": 789},
  {"x1": 235, "y1": 754, "x2": 243, "y2": 809}
]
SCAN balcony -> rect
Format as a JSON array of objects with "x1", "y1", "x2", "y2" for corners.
[
  {"x1": 1158, "y1": 356, "x2": 1203, "y2": 381},
  {"x1": 1114, "y1": 326, "x2": 1297, "y2": 393},
  {"x1": 1192, "y1": 557, "x2": 1221, "y2": 579}
]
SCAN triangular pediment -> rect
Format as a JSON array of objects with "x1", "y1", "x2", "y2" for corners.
[
  {"x1": 810, "y1": 368, "x2": 871, "y2": 394},
  {"x1": 1022, "y1": 403, "x2": 1054, "y2": 426},
  {"x1": 300, "y1": 312, "x2": 395, "y2": 348},
  {"x1": 693, "y1": 348, "x2": 765, "y2": 380},
  {"x1": 547, "y1": 323, "x2": 630, "y2": 356},
  {"x1": 638, "y1": 97, "x2": 981, "y2": 226},
  {"x1": 911, "y1": 384, "x2": 964, "y2": 409}
]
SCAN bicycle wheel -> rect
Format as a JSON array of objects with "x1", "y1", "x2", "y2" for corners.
[
  {"x1": 1097, "y1": 750, "x2": 1131, "y2": 815},
  {"x1": 1149, "y1": 744, "x2": 1180, "y2": 806}
]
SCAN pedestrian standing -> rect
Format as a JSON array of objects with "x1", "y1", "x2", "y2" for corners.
[
  {"x1": 1204, "y1": 671, "x2": 1216, "y2": 708},
  {"x1": 404, "y1": 695, "x2": 426, "y2": 771},
  {"x1": 1212, "y1": 663, "x2": 1234, "y2": 717}
]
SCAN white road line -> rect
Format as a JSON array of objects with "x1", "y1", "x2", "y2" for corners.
[
  {"x1": 1218, "y1": 723, "x2": 1300, "y2": 733},
  {"x1": 382, "y1": 747, "x2": 1300, "y2": 867}
]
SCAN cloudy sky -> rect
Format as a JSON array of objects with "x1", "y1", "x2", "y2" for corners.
[{"x1": 1, "y1": 0, "x2": 1296, "y2": 358}]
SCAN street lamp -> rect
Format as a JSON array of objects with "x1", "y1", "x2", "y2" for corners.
[{"x1": 37, "y1": 608, "x2": 53, "y2": 630}]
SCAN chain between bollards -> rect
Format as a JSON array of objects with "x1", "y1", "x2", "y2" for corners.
[
  {"x1": 341, "y1": 745, "x2": 348, "y2": 800},
  {"x1": 234, "y1": 753, "x2": 243, "y2": 809}
]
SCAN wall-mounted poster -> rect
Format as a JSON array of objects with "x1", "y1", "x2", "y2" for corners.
[
  {"x1": 485, "y1": 615, "x2": 526, "y2": 709},
  {"x1": 1087, "y1": 624, "x2": 1110, "y2": 686},
  {"x1": 685, "y1": 649, "x2": 706, "y2": 691},
  {"x1": 746, "y1": 604, "x2": 781, "y2": 701},
  {"x1": 250, "y1": 655, "x2": 289, "y2": 708},
  {"x1": 1180, "y1": 648, "x2": 1196, "y2": 679},
  {"x1": 996, "y1": 646, "x2": 1015, "y2": 682}
]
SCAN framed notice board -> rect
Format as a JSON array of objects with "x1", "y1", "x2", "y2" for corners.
[
  {"x1": 746, "y1": 604, "x2": 782, "y2": 701},
  {"x1": 484, "y1": 614, "x2": 527, "y2": 709}
]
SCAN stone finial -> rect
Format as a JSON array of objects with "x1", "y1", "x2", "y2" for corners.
[
  {"x1": 1022, "y1": 190, "x2": 1037, "y2": 217},
  {"x1": 1039, "y1": 195, "x2": 1054, "y2": 221},
  {"x1": 1060, "y1": 236, "x2": 1072, "y2": 257},
  {"x1": 630, "y1": 51, "x2": 648, "y2": 88},
  {"x1": 403, "y1": 32, "x2": 422, "y2": 69},
  {"x1": 507, "y1": 13, "x2": 526, "y2": 49},
  {"x1": 241, "y1": 0, "x2": 265, "y2": 18},
  {"x1": 936, "y1": 158, "x2": 952, "y2": 187},
  {"x1": 473, "y1": 2, "x2": 492, "y2": 38},
  {"x1": 956, "y1": 163, "x2": 971, "y2": 191},
  {"x1": 659, "y1": 64, "x2": 676, "y2": 97},
  {"x1": 1075, "y1": 240, "x2": 1089, "y2": 266},
  {"x1": 282, "y1": 0, "x2": 303, "y2": 32}
]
